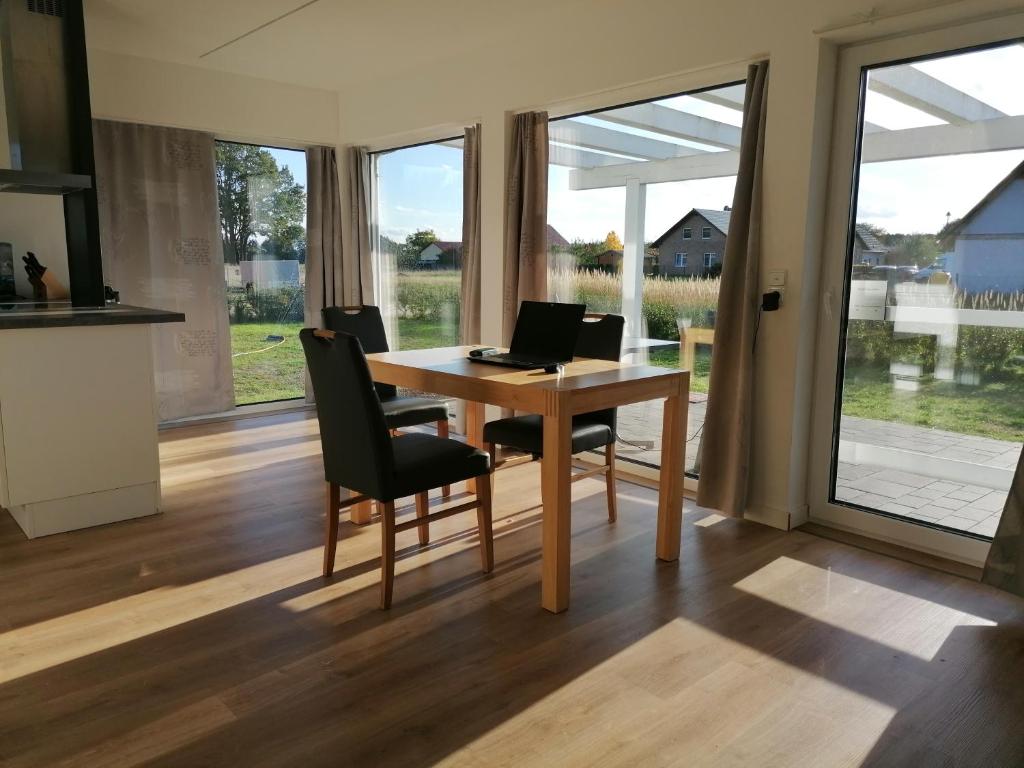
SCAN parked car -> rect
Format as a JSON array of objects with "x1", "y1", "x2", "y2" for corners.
[
  {"x1": 868, "y1": 265, "x2": 918, "y2": 283},
  {"x1": 914, "y1": 262, "x2": 951, "y2": 283}
]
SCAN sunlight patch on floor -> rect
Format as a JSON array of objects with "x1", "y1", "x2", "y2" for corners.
[
  {"x1": 0, "y1": 547, "x2": 322, "y2": 684},
  {"x1": 452, "y1": 618, "x2": 897, "y2": 766},
  {"x1": 733, "y1": 556, "x2": 995, "y2": 661},
  {"x1": 160, "y1": 440, "x2": 322, "y2": 486}
]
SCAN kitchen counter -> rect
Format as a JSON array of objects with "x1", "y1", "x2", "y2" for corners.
[
  {"x1": 0, "y1": 310, "x2": 183, "y2": 538},
  {"x1": 0, "y1": 302, "x2": 185, "y2": 330}
]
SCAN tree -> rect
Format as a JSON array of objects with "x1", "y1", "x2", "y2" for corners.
[
  {"x1": 603, "y1": 231, "x2": 623, "y2": 251},
  {"x1": 563, "y1": 238, "x2": 603, "y2": 268},
  {"x1": 215, "y1": 144, "x2": 306, "y2": 264},
  {"x1": 886, "y1": 233, "x2": 939, "y2": 267},
  {"x1": 398, "y1": 229, "x2": 439, "y2": 270}
]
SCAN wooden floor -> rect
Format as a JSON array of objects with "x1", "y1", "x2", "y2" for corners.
[{"x1": 1, "y1": 411, "x2": 1023, "y2": 767}]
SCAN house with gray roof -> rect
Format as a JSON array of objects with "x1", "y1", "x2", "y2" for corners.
[
  {"x1": 651, "y1": 208, "x2": 731, "y2": 277},
  {"x1": 852, "y1": 224, "x2": 889, "y2": 266}
]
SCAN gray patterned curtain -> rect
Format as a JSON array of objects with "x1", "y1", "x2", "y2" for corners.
[
  {"x1": 982, "y1": 446, "x2": 1024, "y2": 597},
  {"x1": 695, "y1": 61, "x2": 769, "y2": 518},
  {"x1": 305, "y1": 146, "x2": 344, "y2": 325},
  {"x1": 460, "y1": 124, "x2": 482, "y2": 345},
  {"x1": 93, "y1": 120, "x2": 234, "y2": 421},
  {"x1": 502, "y1": 111, "x2": 549, "y2": 344},
  {"x1": 346, "y1": 146, "x2": 375, "y2": 306}
]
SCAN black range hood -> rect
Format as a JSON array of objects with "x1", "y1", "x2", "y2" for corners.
[
  {"x1": 0, "y1": 168, "x2": 91, "y2": 194},
  {"x1": 0, "y1": 0, "x2": 105, "y2": 306}
]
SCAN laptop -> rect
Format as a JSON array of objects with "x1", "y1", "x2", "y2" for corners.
[{"x1": 469, "y1": 301, "x2": 586, "y2": 370}]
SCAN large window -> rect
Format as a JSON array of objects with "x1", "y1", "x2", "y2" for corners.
[
  {"x1": 216, "y1": 142, "x2": 307, "y2": 405},
  {"x1": 547, "y1": 81, "x2": 746, "y2": 475},
  {"x1": 372, "y1": 138, "x2": 464, "y2": 351},
  {"x1": 829, "y1": 41, "x2": 1024, "y2": 538}
]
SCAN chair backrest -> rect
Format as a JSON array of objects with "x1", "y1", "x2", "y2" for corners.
[
  {"x1": 576, "y1": 313, "x2": 625, "y2": 362},
  {"x1": 300, "y1": 328, "x2": 395, "y2": 500},
  {"x1": 575, "y1": 313, "x2": 625, "y2": 429},
  {"x1": 321, "y1": 305, "x2": 397, "y2": 399}
]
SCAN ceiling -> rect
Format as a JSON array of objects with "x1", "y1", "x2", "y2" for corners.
[{"x1": 84, "y1": 0, "x2": 590, "y2": 92}]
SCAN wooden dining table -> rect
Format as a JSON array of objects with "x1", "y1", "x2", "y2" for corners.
[{"x1": 361, "y1": 346, "x2": 690, "y2": 614}]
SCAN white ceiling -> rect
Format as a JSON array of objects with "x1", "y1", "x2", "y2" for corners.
[{"x1": 84, "y1": 0, "x2": 588, "y2": 92}]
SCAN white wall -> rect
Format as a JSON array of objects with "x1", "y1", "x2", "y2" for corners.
[
  {"x1": 86, "y1": 49, "x2": 339, "y2": 147},
  {"x1": 332, "y1": 0, "x2": 1022, "y2": 530}
]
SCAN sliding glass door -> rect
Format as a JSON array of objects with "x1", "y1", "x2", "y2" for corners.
[
  {"x1": 546, "y1": 81, "x2": 746, "y2": 476},
  {"x1": 810, "y1": 20, "x2": 1024, "y2": 561}
]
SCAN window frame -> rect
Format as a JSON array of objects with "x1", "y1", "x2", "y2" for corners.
[
  {"x1": 214, "y1": 138, "x2": 310, "y2": 408},
  {"x1": 701, "y1": 226, "x2": 712, "y2": 240},
  {"x1": 367, "y1": 133, "x2": 466, "y2": 351},
  {"x1": 675, "y1": 252, "x2": 687, "y2": 268},
  {"x1": 805, "y1": 15, "x2": 1024, "y2": 567},
  {"x1": 682, "y1": 227, "x2": 692, "y2": 240}
]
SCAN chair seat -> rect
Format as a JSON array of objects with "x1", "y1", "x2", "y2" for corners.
[
  {"x1": 390, "y1": 433, "x2": 490, "y2": 499},
  {"x1": 381, "y1": 395, "x2": 449, "y2": 429},
  {"x1": 483, "y1": 414, "x2": 614, "y2": 456}
]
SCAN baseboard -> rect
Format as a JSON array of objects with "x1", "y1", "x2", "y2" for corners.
[
  {"x1": 743, "y1": 503, "x2": 790, "y2": 531},
  {"x1": 800, "y1": 521, "x2": 983, "y2": 580},
  {"x1": 6, "y1": 482, "x2": 160, "y2": 539}
]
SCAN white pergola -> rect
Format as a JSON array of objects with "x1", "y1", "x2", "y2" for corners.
[{"x1": 548, "y1": 63, "x2": 1023, "y2": 335}]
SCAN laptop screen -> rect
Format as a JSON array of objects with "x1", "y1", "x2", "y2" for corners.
[{"x1": 508, "y1": 301, "x2": 586, "y2": 361}]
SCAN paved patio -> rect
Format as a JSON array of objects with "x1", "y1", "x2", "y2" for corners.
[{"x1": 613, "y1": 399, "x2": 1015, "y2": 537}]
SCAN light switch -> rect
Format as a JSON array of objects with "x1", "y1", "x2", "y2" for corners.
[{"x1": 767, "y1": 269, "x2": 787, "y2": 288}]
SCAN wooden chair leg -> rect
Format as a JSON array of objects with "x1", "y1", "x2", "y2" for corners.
[
  {"x1": 415, "y1": 491, "x2": 430, "y2": 546},
  {"x1": 324, "y1": 482, "x2": 341, "y2": 577},
  {"x1": 475, "y1": 471, "x2": 494, "y2": 573},
  {"x1": 605, "y1": 444, "x2": 618, "y2": 523},
  {"x1": 438, "y1": 419, "x2": 451, "y2": 498},
  {"x1": 380, "y1": 501, "x2": 396, "y2": 609}
]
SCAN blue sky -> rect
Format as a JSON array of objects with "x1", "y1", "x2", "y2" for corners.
[{"x1": 376, "y1": 143, "x2": 464, "y2": 242}]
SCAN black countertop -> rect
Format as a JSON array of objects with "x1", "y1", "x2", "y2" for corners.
[{"x1": 0, "y1": 302, "x2": 186, "y2": 330}]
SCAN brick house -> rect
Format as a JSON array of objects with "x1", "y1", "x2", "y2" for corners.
[
  {"x1": 651, "y1": 208, "x2": 731, "y2": 277},
  {"x1": 595, "y1": 248, "x2": 659, "y2": 275}
]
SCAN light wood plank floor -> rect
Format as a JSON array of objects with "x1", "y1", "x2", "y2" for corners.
[{"x1": 1, "y1": 411, "x2": 1023, "y2": 767}]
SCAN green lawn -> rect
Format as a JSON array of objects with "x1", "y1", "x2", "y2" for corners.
[
  {"x1": 231, "y1": 321, "x2": 305, "y2": 405},
  {"x1": 840, "y1": 365, "x2": 1024, "y2": 443},
  {"x1": 228, "y1": 320, "x2": 1022, "y2": 444}
]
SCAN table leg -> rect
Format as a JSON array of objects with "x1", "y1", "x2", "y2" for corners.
[
  {"x1": 350, "y1": 495, "x2": 373, "y2": 525},
  {"x1": 541, "y1": 407, "x2": 572, "y2": 613},
  {"x1": 656, "y1": 391, "x2": 688, "y2": 561},
  {"x1": 465, "y1": 400, "x2": 485, "y2": 494}
]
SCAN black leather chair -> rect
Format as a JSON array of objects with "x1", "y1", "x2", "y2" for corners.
[
  {"x1": 322, "y1": 304, "x2": 452, "y2": 497},
  {"x1": 300, "y1": 328, "x2": 493, "y2": 609},
  {"x1": 482, "y1": 313, "x2": 625, "y2": 522}
]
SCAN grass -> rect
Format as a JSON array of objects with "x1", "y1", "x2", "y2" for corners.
[
  {"x1": 840, "y1": 365, "x2": 1024, "y2": 443},
  {"x1": 225, "y1": 288, "x2": 1022, "y2": 445},
  {"x1": 230, "y1": 321, "x2": 305, "y2": 405}
]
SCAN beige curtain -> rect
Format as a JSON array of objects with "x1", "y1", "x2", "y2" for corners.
[
  {"x1": 305, "y1": 146, "x2": 344, "y2": 325},
  {"x1": 502, "y1": 111, "x2": 549, "y2": 344},
  {"x1": 93, "y1": 119, "x2": 234, "y2": 421},
  {"x1": 460, "y1": 124, "x2": 482, "y2": 345},
  {"x1": 346, "y1": 146, "x2": 376, "y2": 306},
  {"x1": 982, "y1": 446, "x2": 1024, "y2": 596},
  {"x1": 695, "y1": 61, "x2": 770, "y2": 517}
]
